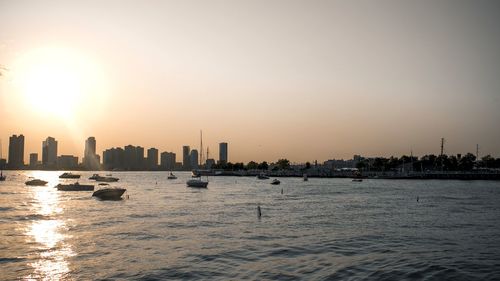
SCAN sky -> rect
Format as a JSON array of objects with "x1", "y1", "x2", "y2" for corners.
[{"x1": 1, "y1": 0, "x2": 499, "y2": 163}]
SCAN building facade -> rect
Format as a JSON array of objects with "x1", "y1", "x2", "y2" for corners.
[
  {"x1": 8, "y1": 134, "x2": 24, "y2": 169},
  {"x1": 42, "y1": 137, "x2": 58, "y2": 168},
  {"x1": 219, "y1": 142, "x2": 228, "y2": 164}
]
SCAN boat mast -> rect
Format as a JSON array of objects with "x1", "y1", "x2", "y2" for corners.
[{"x1": 200, "y1": 130, "x2": 203, "y2": 167}]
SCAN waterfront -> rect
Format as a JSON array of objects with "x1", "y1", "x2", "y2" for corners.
[{"x1": 1, "y1": 171, "x2": 500, "y2": 280}]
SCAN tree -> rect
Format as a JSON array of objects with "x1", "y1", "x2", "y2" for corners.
[
  {"x1": 458, "y1": 153, "x2": 476, "y2": 171},
  {"x1": 257, "y1": 161, "x2": 269, "y2": 171},
  {"x1": 276, "y1": 159, "x2": 290, "y2": 170},
  {"x1": 305, "y1": 162, "x2": 311, "y2": 169},
  {"x1": 246, "y1": 161, "x2": 258, "y2": 170}
]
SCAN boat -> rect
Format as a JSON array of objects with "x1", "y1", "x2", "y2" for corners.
[
  {"x1": 92, "y1": 187, "x2": 127, "y2": 200},
  {"x1": 0, "y1": 170, "x2": 5, "y2": 181},
  {"x1": 167, "y1": 172, "x2": 177, "y2": 180},
  {"x1": 187, "y1": 177, "x2": 208, "y2": 188},
  {"x1": 59, "y1": 172, "x2": 81, "y2": 179},
  {"x1": 303, "y1": 174, "x2": 308, "y2": 181},
  {"x1": 95, "y1": 176, "x2": 119, "y2": 182},
  {"x1": 56, "y1": 182, "x2": 94, "y2": 191},
  {"x1": 270, "y1": 179, "x2": 281, "y2": 185},
  {"x1": 257, "y1": 173, "x2": 270, "y2": 180},
  {"x1": 89, "y1": 174, "x2": 101, "y2": 180},
  {"x1": 25, "y1": 179, "x2": 48, "y2": 186},
  {"x1": 352, "y1": 179, "x2": 363, "y2": 182}
]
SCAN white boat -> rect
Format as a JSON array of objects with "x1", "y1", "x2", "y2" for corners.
[
  {"x1": 270, "y1": 179, "x2": 281, "y2": 185},
  {"x1": 187, "y1": 177, "x2": 208, "y2": 188},
  {"x1": 257, "y1": 173, "x2": 270, "y2": 180},
  {"x1": 25, "y1": 179, "x2": 48, "y2": 186},
  {"x1": 167, "y1": 172, "x2": 177, "y2": 180},
  {"x1": 59, "y1": 172, "x2": 81, "y2": 179},
  {"x1": 92, "y1": 188, "x2": 126, "y2": 200},
  {"x1": 56, "y1": 182, "x2": 94, "y2": 191}
]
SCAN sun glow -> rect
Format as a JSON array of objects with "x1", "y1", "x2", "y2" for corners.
[{"x1": 12, "y1": 46, "x2": 110, "y2": 118}]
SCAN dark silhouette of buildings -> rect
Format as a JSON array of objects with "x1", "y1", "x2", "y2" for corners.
[
  {"x1": 29, "y1": 153, "x2": 38, "y2": 168},
  {"x1": 147, "y1": 148, "x2": 158, "y2": 170},
  {"x1": 103, "y1": 147, "x2": 125, "y2": 170},
  {"x1": 57, "y1": 155, "x2": 78, "y2": 170},
  {"x1": 8, "y1": 134, "x2": 24, "y2": 169},
  {"x1": 83, "y1": 137, "x2": 100, "y2": 170},
  {"x1": 219, "y1": 142, "x2": 228, "y2": 164},
  {"x1": 190, "y1": 149, "x2": 199, "y2": 169},
  {"x1": 42, "y1": 137, "x2": 58, "y2": 169},
  {"x1": 183, "y1": 146, "x2": 191, "y2": 170},
  {"x1": 160, "y1": 152, "x2": 176, "y2": 170}
]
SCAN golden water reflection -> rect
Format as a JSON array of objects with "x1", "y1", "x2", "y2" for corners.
[{"x1": 24, "y1": 172, "x2": 75, "y2": 281}]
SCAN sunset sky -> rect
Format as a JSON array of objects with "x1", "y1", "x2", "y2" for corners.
[{"x1": 1, "y1": 0, "x2": 499, "y2": 163}]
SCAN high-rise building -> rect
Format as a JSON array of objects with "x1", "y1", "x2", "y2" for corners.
[
  {"x1": 29, "y1": 153, "x2": 38, "y2": 168},
  {"x1": 147, "y1": 148, "x2": 159, "y2": 170},
  {"x1": 42, "y1": 137, "x2": 58, "y2": 168},
  {"x1": 136, "y1": 146, "x2": 144, "y2": 170},
  {"x1": 219, "y1": 142, "x2": 228, "y2": 164},
  {"x1": 8, "y1": 134, "x2": 24, "y2": 169},
  {"x1": 103, "y1": 147, "x2": 124, "y2": 170},
  {"x1": 124, "y1": 145, "x2": 137, "y2": 170},
  {"x1": 183, "y1": 146, "x2": 191, "y2": 170},
  {"x1": 57, "y1": 155, "x2": 78, "y2": 170},
  {"x1": 190, "y1": 149, "x2": 199, "y2": 169},
  {"x1": 84, "y1": 137, "x2": 99, "y2": 170},
  {"x1": 160, "y1": 152, "x2": 176, "y2": 170}
]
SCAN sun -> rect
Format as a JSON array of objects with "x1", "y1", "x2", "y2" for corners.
[{"x1": 13, "y1": 46, "x2": 108, "y2": 118}]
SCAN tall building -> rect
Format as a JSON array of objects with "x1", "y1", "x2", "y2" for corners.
[
  {"x1": 124, "y1": 145, "x2": 137, "y2": 170},
  {"x1": 29, "y1": 153, "x2": 38, "y2": 168},
  {"x1": 183, "y1": 146, "x2": 191, "y2": 170},
  {"x1": 160, "y1": 152, "x2": 176, "y2": 170},
  {"x1": 84, "y1": 137, "x2": 99, "y2": 170},
  {"x1": 103, "y1": 147, "x2": 124, "y2": 170},
  {"x1": 136, "y1": 146, "x2": 144, "y2": 170},
  {"x1": 190, "y1": 149, "x2": 199, "y2": 170},
  {"x1": 219, "y1": 142, "x2": 228, "y2": 164},
  {"x1": 57, "y1": 155, "x2": 78, "y2": 170},
  {"x1": 42, "y1": 137, "x2": 58, "y2": 168},
  {"x1": 147, "y1": 148, "x2": 159, "y2": 170},
  {"x1": 8, "y1": 134, "x2": 24, "y2": 169}
]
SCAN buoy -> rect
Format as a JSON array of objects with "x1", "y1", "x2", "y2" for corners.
[
  {"x1": 281, "y1": 188, "x2": 283, "y2": 194},
  {"x1": 257, "y1": 205, "x2": 262, "y2": 218},
  {"x1": 417, "y1": 196, "x2": 419, "y2": 202}
]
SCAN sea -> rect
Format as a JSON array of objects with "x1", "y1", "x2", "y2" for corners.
[{"x1": 1, "y1": 171, "x2": 500, "y2": 280}]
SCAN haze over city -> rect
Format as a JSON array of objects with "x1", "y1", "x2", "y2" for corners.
[{"x1": 1, "y1": 0, "x2": 500, "y2": 163}]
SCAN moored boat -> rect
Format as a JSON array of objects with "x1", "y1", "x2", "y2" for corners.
[
  {"x1": 167, "y1": 172, "x2": 177, "y2": 180},
  {"x1": 89, "y1": 174, "x2": 100, "y2": 180},
  {"x1": 270, "y1": 179, "x2": 281, "y2": 185},
  {"x1": 59, "y1": 172, "x2": 81, "y2": 179},
  {"x1": 257, "y1": 173, "x2": 270, "y2": 180},
  {"x1": 187, "y1": 177, "x2": 208, "y2": 188},
  {"x1": 56, "y1": 182, "x2": 94, "y2": 191},
  {"x1": 25, "y1": 179, "x2": 48, "y2": 186},
  {"x1": 0, "y1": 170, "x2": 5, "y2": 181},
  {"x1": 95, "y1": 176, "x2": 119, "y2": 182},
  {"x1": 92, "y1": 188, "x2": 127, "y2": 200}
]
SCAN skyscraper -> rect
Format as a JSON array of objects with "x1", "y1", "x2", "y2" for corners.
[
  {"x1": 147, "y1": 148, "x2": 159, "y2": 170},
  {"x1": 84, "y1": 137, "x2": 99, "y2": 170},
  {"x1": 29, "y1": 153, "x2": 38, "y2": 168},
  {"x1": 42, "y1": 137, "x2": 58, "y2": 168},
  {"x1": 219, "y1": 142, "x2": 228, "y2": 164},
  {"x1": 8, "y1": 134, "x2": 24, "y2": 169},
  {"x1": 160, "y1": 152, "x2": 176, "y2": 170},
  {"x1": 183, "y1": 146, "x2": 191, "y2": 170},
  {"x1": 190, "y1": 149, "x2": 199, "y2": 170}
]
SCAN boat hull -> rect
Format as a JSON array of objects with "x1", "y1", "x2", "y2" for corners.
[
  {"x1": 92, "y1": 188, "x2": 126, "y2": 200},
  {"x1": 186, "y1": 180, "x2": 208, "y2": 188},
  {"x1": 25, "y1": 180, "x2": 48, "y2": 186},
  {"x1": 57, "y1": 184, "x2": 94, "y2": 191}
]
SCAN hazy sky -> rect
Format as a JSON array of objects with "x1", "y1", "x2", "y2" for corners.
[{"x1": 1, "y1": 0, "x2": 499, "y2": 163}]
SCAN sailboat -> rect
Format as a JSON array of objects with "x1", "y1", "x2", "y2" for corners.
[{"x1": 186, "y1": 130, "x2": 208, "y2": 188}]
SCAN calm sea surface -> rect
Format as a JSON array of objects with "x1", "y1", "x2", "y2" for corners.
[{"x1": 1, "y1": 171, "x2": 500, "y2": 280}]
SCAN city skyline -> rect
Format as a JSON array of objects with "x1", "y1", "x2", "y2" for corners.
[{"x1": 1, "y1": 1, "x2": 500, "y2": 162}]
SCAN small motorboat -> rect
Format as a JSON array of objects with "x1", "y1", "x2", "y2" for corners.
[
  {"x1": 92, "y1": 188, "x2": 127, "y2": 200},
  {"x1": 167, "y1": 172, "x2": 177, "y2": 180},
  {"x1": 59, "y1": 172, "x2": 81, "y2": 179},
  {"x1": 352, "y1": 178, "x2": 363, "y2": 182},
  {"x1": 270, "y1": 179, "x2": 281, "y2": 185},
  {"x1": 25, "y1": 179, "x2": 48, "y2": 186},
  {"x1": 257, "y1": 173, "x2": 270, "y2": 180},
  {"x1": 89, "y1": 174, "x2": 101, "y2": 180},
  {"x1": 187, "y1": 177, "x2": 208, "y2": 188},
  {"x1": 95, "y1": 176, "x2": 119, "y2": 182},
  {"x1": 56, "y1": 182, "x2": 94, "y2": 191}
]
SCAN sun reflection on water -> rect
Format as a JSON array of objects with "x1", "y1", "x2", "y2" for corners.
[{"x1": 24, "y1": 172, "x2": 75, "y2": 280}]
